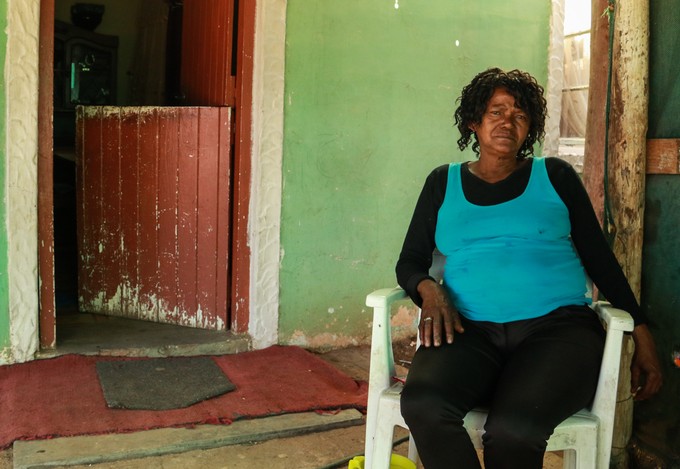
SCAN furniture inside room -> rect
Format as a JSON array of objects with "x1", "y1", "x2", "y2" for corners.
[{"x1": 54, "y1": 19, "x2": 118, "y2": 147}]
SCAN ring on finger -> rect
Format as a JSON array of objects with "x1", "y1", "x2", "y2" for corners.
[{"x1": 422, "y1": 317, "x2": 433, "y2": 322}]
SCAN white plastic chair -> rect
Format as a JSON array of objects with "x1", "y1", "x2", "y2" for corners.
[{"x1": 363, "y1": 284, "x2": 634, "y2": 469}]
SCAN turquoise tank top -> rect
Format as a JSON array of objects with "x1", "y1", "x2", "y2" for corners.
[{"x1": 435, "y1": 157, "x2": 590, "y2": 323}]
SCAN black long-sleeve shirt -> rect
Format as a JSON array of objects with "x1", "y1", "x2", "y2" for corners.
[{"x1": 396, "y1": 156, "x2": 647, "y2": 325}]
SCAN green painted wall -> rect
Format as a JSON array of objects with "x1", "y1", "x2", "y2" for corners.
[
  {"x1": 638, "y1": 178, "x2": 680, "y2": 463},
  {"x1": 0, "y1": 1, "x2": 9, "y2": 352},
  {"x1": 279, "y1": 1, "x2": 551, "y2": 346},
  {"x1": 633, "y1": 0, "x2": 680, "y2": 464}
]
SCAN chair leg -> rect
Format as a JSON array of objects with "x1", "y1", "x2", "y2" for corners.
[
  {"x1": 372, "y1": 423, "x2": 396, "y2": 469},
  {"x1": 407, "y1": 434, "x2": 419, "y2": 464},
  {"x1": 562, "y1": 447, "x2": 596, "y2": 469},
  {"x1": 562, "y1": 449, "x2": 577, "y2": 469},
  {"x1": 576, "y1": 446, "x2": 597, "y2": 469}
]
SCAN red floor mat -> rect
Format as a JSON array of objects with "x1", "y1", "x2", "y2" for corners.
[{"x1": 0, "y1": 345, "x2": 367, "y2": 449}]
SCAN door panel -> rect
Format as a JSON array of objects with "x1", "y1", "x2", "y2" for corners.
[
  {"x1": 181, "y1": 0, "x2": 236, "y2": 106},
  {"x1": 76, "y1": 106, "x2": 231, "y2": 330}
]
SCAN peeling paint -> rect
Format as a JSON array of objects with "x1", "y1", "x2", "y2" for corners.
[
  {"x1": 392, "y1": 304, "x2": 418, "y2": 328},
  {"x1": 80, "y1": 280, "x2": 225, "y2": 331},
  {"x1": 83, "y1": 105, "x2": 170, "y2": 119},
  {"x1": 284, "y1": 304, "x2": 418, "y2": 352},
  {"x1": 0, "y1": 349, "x2": 12, "y2": 365},
  {"x1": 286, "y1": 330, "x2": 361, "y2": 351}
]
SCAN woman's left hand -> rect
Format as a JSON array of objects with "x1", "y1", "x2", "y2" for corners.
[{"x1": 630, "y1": 324, "x2": 663, "y2": 400}]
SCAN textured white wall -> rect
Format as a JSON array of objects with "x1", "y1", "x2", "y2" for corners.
[
  {"x1": 3, "y1": 0, "x2": 41, "y2": 364},
  {"x1": 248, "y1": 0, "x2": 287, "y2": 349}
]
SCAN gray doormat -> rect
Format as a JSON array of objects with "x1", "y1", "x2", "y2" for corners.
[{"x1": 96, "y1": 357, "x2": 236, "y2": 410}]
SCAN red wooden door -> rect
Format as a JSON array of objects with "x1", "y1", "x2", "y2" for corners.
[
  {"x1": 76, "y1": 106, "x2": 231, "y2": 329},
  {"x1": 75, "y1": 1, "x2": 237, "y2": 330},
  {"x1": 181, "y1": 0, "x2": 236, "y2": 106}
]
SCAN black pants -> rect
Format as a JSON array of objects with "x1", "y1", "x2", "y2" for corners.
[{"x1": 400, "y1": 305, "x2": 606, "y2": 469}]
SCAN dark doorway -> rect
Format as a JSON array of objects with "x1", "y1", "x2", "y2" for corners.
[{"x1": 39, "y1": 0, "x2": 255, "y2": 349}]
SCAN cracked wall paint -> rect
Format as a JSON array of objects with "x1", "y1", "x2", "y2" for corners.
[
  {"x1": 288, "y1": 304, "x2": 418, "y2": 351},
  {"x1": 277, "y1": 1, "x2": 551, "y2": 346}
]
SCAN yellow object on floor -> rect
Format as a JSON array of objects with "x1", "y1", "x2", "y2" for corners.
[{"x1": 348, "y1": 454, "x2": 416, "y2": 469}]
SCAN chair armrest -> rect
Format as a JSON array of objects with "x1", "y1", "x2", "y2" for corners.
[
  {"x1": 593, "y1": 301, "x2": 634, "y2": 332},
  {"x1": 364, "y1": 286, "x2": 410, "y2": 461},
  {"x1": 365, "y1": 287, "x2": 408, "y2": 386},
  {"x1": 365, "y1": 287, "x2": 407, "y2": 467},
  {"x1": 365, "y1": 288, "x2": 409, "y2": 378},
  {"x1": 589, "y1": 300, "x2": 634, "y2": 456},
  {"x1": 366, "y1": 287, "x2": 409, "y2": 308}
]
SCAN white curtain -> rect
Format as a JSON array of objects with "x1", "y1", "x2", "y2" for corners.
[{"x1": 560, "y1": 34, "x2": 590, "y2": 138}]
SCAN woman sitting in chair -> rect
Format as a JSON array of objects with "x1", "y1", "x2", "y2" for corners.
[{"x1": 396, "y1": 67, "x2": 662, "y2": 469}]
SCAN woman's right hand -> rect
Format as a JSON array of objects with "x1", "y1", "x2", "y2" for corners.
[{"x1": 417, "y1": 279, "x2": 464, "y2": 347}]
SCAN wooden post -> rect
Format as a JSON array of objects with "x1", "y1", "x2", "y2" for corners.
[
  {"x1": 608, "y1": 1, "x2": 648, "y2": 291},
  {"x1": 38, "y1": 0, "x2": 56, "y2": 349},
  {"x1": 583, "y1": 0, "x2": 610, "y2": 225},
  {"x1": 586, "y1": 0, "x2": 649, "y2": 467}
]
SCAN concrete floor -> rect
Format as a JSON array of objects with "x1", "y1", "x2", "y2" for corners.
[
  {"x1": 40, "y1": 311, "x2": 252, "y2": 358},
  {"x1": 1, "y1": 313, "x2": 564, "y2": 468}
]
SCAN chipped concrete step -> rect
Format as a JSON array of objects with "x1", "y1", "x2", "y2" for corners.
[
  {"x1": 37, "y1": 313, "x2": 251, "y2": 359},
  {"x1": 13, "y1": 409, "x2": 364, "y2": 469}
]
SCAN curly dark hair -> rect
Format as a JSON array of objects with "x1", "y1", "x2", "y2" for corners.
[{"x1": 454, "y1": 68, "x2": 547, "y2": 159}]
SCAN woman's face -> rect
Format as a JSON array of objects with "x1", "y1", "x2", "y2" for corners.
[{"x1": 470, "y1": 87, "x2": 530, "y2": 159}]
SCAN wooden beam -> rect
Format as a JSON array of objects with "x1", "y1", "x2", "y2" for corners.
[
  {"x1": 647, "y1": 139, "x2": 680, "y2": 174},
  {"x1": 609, "y1": 1, "x2": 648, "y2": 300},
  {"x1": 230, "y1": 0, "x2": 256, "y2": 332},
  {"x1": 607, "y1": 1, "x2": 649, "y2": 468},
  {"x1": 38, "y1": 0, "x2": 56, "y2": 349},
  {"x1": 583, "y1": 0, "x2": 611, "y2": 226}
]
